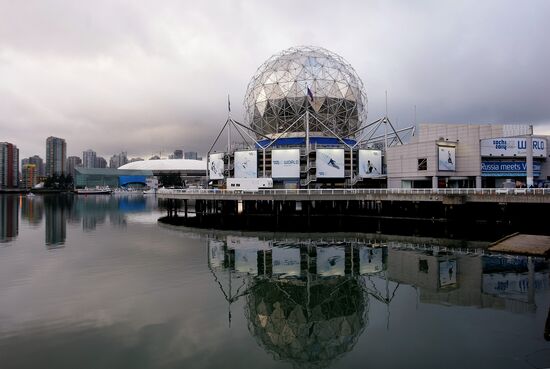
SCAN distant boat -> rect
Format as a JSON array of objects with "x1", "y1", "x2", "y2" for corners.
[
  {"x1": 75, "y1": 187, "x2": 112, "y2": 195},
  {"x1": 26, "y1": 192, "x2": 36, "y2": 198}
]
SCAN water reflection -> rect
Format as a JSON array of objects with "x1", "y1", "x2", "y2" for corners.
[
  {"x1": 0, "y1": 194, "x2": 159, "y2": 248},
  {"x1": 208, "y1": 238, "x2": 395, "y2": 368},
  {"x1": 208, "y1": 236, "x2": 550, "y2": 367},
  {"x1": 0, "y1": 195, "x2": 18, "y2": 243}
]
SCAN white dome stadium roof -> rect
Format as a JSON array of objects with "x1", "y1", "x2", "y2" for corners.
[{"x1": 118, "y1": 159, "x2": 206, "y2": 172}]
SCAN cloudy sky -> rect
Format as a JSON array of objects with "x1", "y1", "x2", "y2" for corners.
[{"x1": 1, "y1": 0, "x2": 549, "y2": 160}]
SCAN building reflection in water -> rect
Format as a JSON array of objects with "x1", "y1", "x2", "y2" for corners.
[
  {"x1": 20, "y1": 196, "x2": 44, "y2": 227},
  {"x1": 208, "y1": 237, "x2": 394, "y2": 368},
  {"x1": 0, "y1": 195, "x2": 19, "y2": 243},
  {"x1": 208, "y1": 236, "x2": 550, "y2": 367},
  {"x1": 386, "y1": 243, "x2": 549, "y2": 313},
  {"x1": 44, "y1": 195, "x2": 71, "y2": 248}
]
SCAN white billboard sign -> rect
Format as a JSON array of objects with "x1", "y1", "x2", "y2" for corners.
[
  {"x1": 359, "y1": 247, "x2": 384, "y2": 275},
  {"x1": 358, "y1": 149, "x2": 382, "y2": 177},
  {"x1": 439, "y1": 260, "x2": 457, "y2": 287},
  {"x1": 209, "y1": 153, "x2": 224, "y2": 180},
  {"x1": 234, "y1": 150, "x2": 257, "y2": 178},
  {"x1": 316, "y1": 148, "x2": 345, "y2": 178},
  {"x1": 208, "y1": 240, "x2": 225, "y2": 268},
  {"x1": 272, "y1": 246, "x2": 301, "y2": 277},
  {"x1": 317, "y1": 246, "x2": 345, "y2": 276},
  {"x1": 272, "y1": 149, "x2": 300, "y2": 178},
  {"x1": 480, "y1": 137, "x2": 547, "y2": 157},
  {"x1": 438, "y1": 146, "x2": 456, "y2": 171}
]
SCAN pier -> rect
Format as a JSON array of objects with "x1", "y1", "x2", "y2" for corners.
[{"x1": 157, "y1": 188, "x2": 550, "y2": 237}]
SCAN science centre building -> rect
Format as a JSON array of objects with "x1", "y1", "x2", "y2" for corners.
[
  {"x1": 208, "y1": 46, "x2": 550, "y2": 189},
  {"x1": 209, "y1": 46, "x2": 388, "y2": 189}
]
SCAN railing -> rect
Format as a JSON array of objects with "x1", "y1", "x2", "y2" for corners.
[{"x1": 158, "y1": 188, "x2": 550, "y2": 196}]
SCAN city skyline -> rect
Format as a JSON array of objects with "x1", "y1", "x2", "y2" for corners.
[{"x1": 1, "y1": 1, "x2": 550, "y2": 160}]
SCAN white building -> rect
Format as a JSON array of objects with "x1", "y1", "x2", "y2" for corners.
[{"x1": 386, "y1": 123, "x2": 549, "y2": 188}]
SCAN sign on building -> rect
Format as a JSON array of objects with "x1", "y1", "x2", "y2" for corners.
[
  {"x1": 358, "y1": 149, "x2": 382, "y2": 177},
  {"x1": 272, "y1": 149, "x2": 300, "y2": 178},
  {"x1": 272, "y1": 246, "x2": 301, "y2": 277},
  {"x1": 316, "y1": 148, "x2": 344, "y2": 178},
  {"x1": 481, "y1": 161, "x2": 542, "y2": 177},
  {"x1": 480, "y1": 137, "x2": 547, "y2": 157},
  {"x1": 208, "y1": 153, "x2": 225, "y2": 180},
  {"x1": 438, "y1": 145, "x2": 456, "y2": 171},
  {"x1": 234, "y1": 150, "x2": 257, "y2": 178}
]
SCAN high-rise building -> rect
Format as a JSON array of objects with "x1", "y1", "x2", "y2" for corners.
[
  {"x1": 22, "y1": 155, "x2": 45, "y2": 177},
  {"x1": 173, "y1": 150, "x2": 183, "y2": 159},
  {"x1": 109, "y1": 152, "x2": 128, "y2": 168},
  {"x1": 67, "y1": 156, "x2": 82, "y2": 178},
  {"x1": 95, "y1": 156, "x2": 107, "y2": 168},
  {"x1": 184, "y1": 151, "x2": 199, "y2": 160},
  {"x1": 21, "y1": 164, "x2": 38, "y2": 189},
  {"x1": 0, "y1": 142, "x2": 19, "y2": 189},
  {"x1": 83, "y1": 149, "x2": 96, "y2": 169},
  {"x1": 46, "y1": 136, "x2": 66, "y2": 177}
]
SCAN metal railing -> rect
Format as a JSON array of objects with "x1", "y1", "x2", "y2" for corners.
[{"x1": 158, "y1": 188, "x2": 550, "y2": 196}]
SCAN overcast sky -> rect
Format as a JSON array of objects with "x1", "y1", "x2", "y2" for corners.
[{"x1": 1, "y1": 0, "x2": 549, "y2": 160}]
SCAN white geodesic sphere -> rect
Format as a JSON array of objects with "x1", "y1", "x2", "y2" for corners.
[{"x1": 244, "y1": 46, "x2": 367, "y2": 138}]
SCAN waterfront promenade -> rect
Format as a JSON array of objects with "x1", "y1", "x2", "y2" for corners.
[{"x1": 158, "y1": 187, "x2": 550, "y2": 204}]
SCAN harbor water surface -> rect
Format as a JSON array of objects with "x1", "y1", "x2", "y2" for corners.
[{"x1": 0, "y1": 194, "x2": 549, "y2": 369}]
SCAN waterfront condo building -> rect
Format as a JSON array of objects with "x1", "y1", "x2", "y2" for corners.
[
  {"x1": 83, "y1": 149, "x2": 97, "y2": 169},
  {"x1": 21, "y1": 164, "x2": 37, "y2": 189},
  {"x1": 0, "y1": 142, "x2": 19, "y2": 189},
  {"x1": 46, "y1": 136, "x2": 67, "y2": 177}
]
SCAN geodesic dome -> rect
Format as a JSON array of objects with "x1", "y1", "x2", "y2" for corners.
[{"x1": 244, "y1": 46, "x2": 367, "y2": 139}]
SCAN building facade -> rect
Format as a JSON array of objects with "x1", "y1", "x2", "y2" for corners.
[
  {"x1": 22, "y1": 155, "x2": 45, "y2": 178},
  {"x1": 82, "y1": 149, "x2": 96, "y2": 169},
  {"x1": 67, "y1": 156, "x2": 82, "y2": 178},
  {"x1": 0, "y1": 142, "x2": 19, "y2": 189},
  {"x1": 386, "y1": 123, "x2": 549, "y2": 188},
  {"x1": 95, "y1": 156, "x2": 107, "y2": 168},
  {"x1": 21, "y1": 164, "x2": 38, "y2": 189},
  {"x1": 46, "y1": 136, "x2": 66, "y2": 177},
  {"x1": 109, "y1": 152, "x2": 128, "y2": 169}
]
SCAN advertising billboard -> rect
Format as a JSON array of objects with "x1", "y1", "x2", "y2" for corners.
[
  {"x1": 234, "y1": 150, "x2": 257, "y2": 178},
  {"x1": 480, "y1": 137, "x2": 547, "y2": 157},
  {"x1": 316, "y1": 148, "x2": 345, "y2": 178},
  {"x1": 271, "y1": 149, "x2": 300, "y2": 178},
  {"x1": 439, "y1": 260, "x2": 457, "y2": 287},
  {"x1": 359, "y1": 247, "x2": 385, "y2": 275},
  {"x1": 208, "y1": 239, "x2": 225, "y2": 268},
  {"x1": 358, "y1": 149, "x2": 382, "y2": 177},
  {"x1": 438, "y1": 146, "x2": 456, "y2": 171},
  {"x1": 317, "y1": 246, "x2": 346, "y2": 276},
  {"x1": 272, "y1": 246, "x2": 301, "y2": 277},
  {"x1": 481, "y1": 161, "x2": 542, "y2": 177},
  {"x1": 208, "y1": 153, "x2": 225, "y2": 180}
]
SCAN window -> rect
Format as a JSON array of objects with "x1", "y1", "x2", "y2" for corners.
[{"x1": 417, "y1": 158, "x2": 427, "y2": 171}]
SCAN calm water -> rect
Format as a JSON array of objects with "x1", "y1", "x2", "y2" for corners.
[{"x1": 0, "y1": 194, "x2": 549, "y2": 369}]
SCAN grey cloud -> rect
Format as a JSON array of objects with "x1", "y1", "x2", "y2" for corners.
[{"x1": 0, "y1": 0, "x2": 549, "y2": 159}]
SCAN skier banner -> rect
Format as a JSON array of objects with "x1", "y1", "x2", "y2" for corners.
[
  {"x1": 358, "y1": 149, "x2": 382, "y2": 178},
  {"x1": 316, "y1": 148, "x2": 344, "y2": 178}
]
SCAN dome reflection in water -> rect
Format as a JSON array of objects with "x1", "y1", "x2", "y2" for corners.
[{"x1": 208, "y1": 238, "x2": 394, "y2": 368}]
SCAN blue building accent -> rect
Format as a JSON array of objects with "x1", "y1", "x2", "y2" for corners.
[
  {"x1": 256, "y1": 136, "x2": 356, "y2": 148},
  {"x1": 119, "y1": 175, "x2": 147, "y2": 186}
]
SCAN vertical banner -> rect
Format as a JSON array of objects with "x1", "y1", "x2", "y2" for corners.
[
  {"x1": 234, "y1": 150, "x2": 257, "y2": 178},
  {"x1": 271, "y1": 149, "x2": 300, "y2": 178},
  {"x1": 208, "y1": 153, "x2": 225, "y2": 179},
  {"x1": 358, "y1": 149, "x2": 382, "y2": 177},
  {"x1": 316, "y1": 148, "x2": 344, "y2": 178},
  {"x1": 438, "y1": 146, "x2": 456, "y2": 171},
  {"x1": 439, "y1": 260, "x2": 457, "y2": 287}
]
